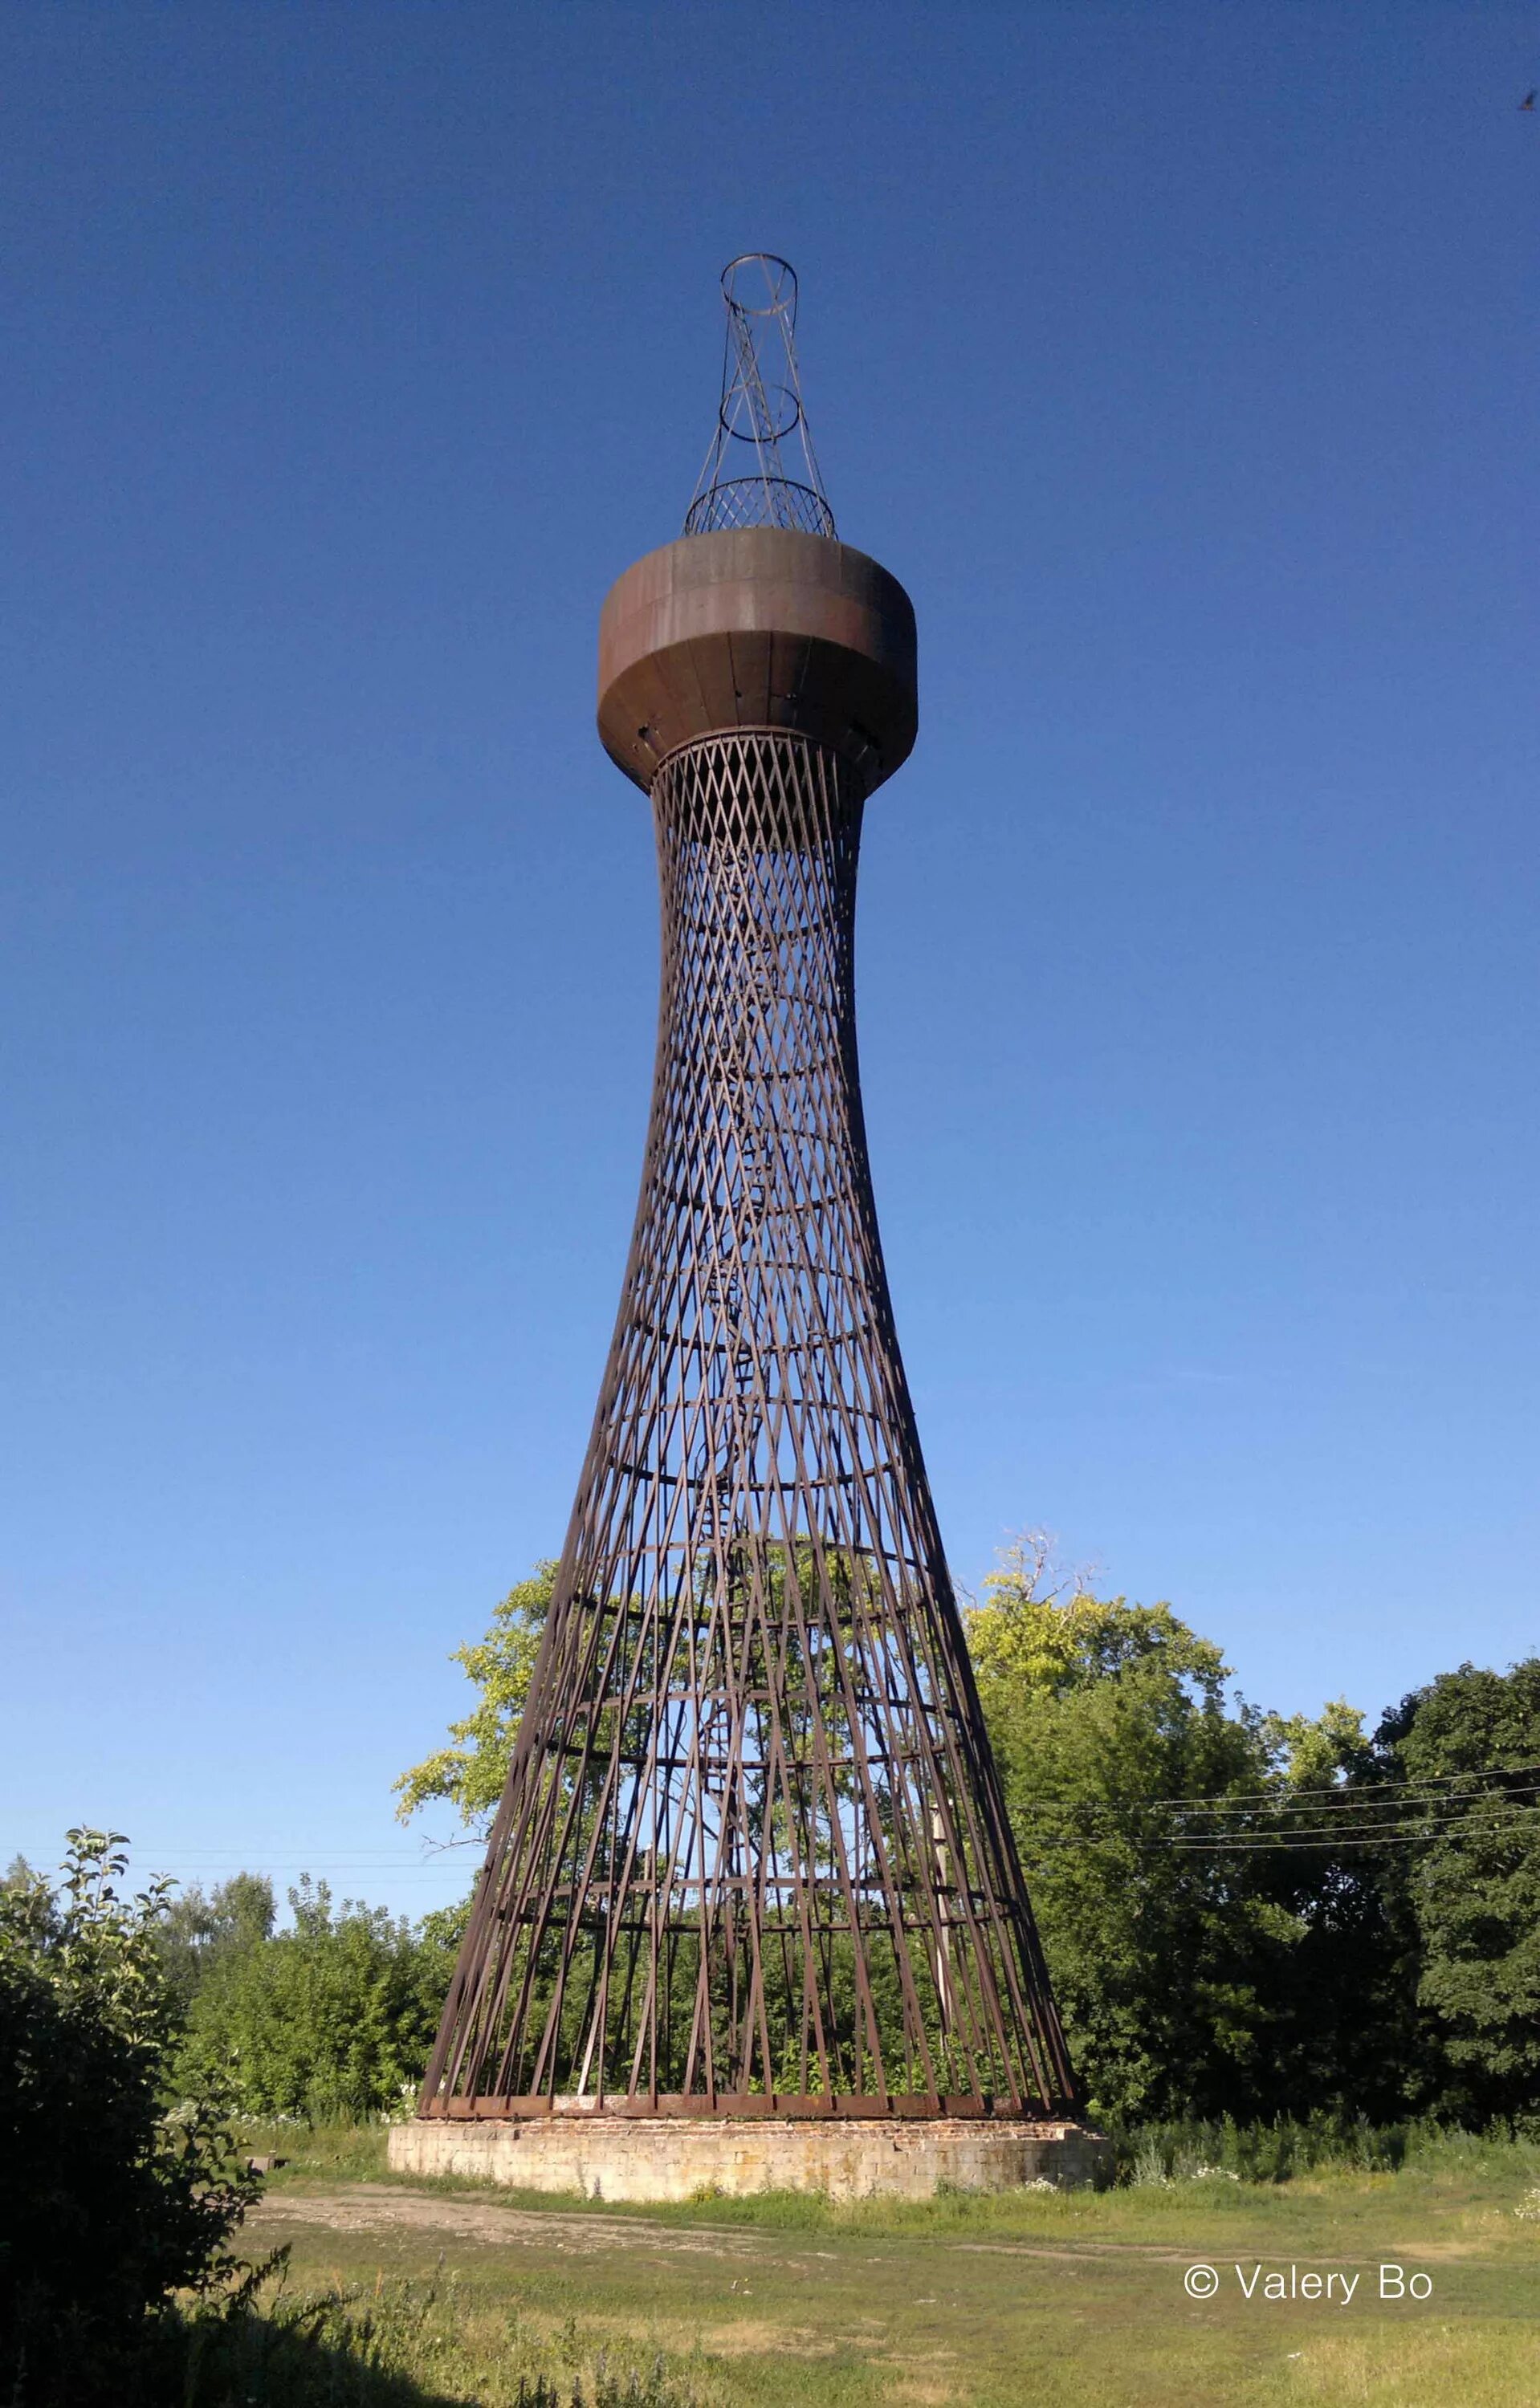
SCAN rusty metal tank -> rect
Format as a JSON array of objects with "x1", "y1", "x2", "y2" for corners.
[{"x1": 597, "y1": 526, "x2": 918, "y2": 796}]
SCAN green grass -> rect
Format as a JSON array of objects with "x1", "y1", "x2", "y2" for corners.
[
  {"x1": 171, "y1": 2273, "x2": 698, "y2": 2408},
  {"x1": 247, "y1": 2113, "x2": 395, "y2": 2183},
  {"x1": 206, "y1": 2121, "x2": 1540, "y2": 2406}
]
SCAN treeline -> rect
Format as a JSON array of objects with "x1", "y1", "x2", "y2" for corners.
[
  {"x1": 968, "y1": 1544, "x2": 1540, "y2": 2128},
  {"x1": 32, "y1": 1552, "x2": 1533, "y2": 2135},
  {"x1": 159, "y1": 1873, "x2": 463, "y2": 2121},
  {"x1": 6, "y1": 1556, "x2": 1534, "y2": 2402},
  {"x1": 387, "y1": 1549, "x2": 1540, "y2": 2132},
  {"x1": 2, "y1": 1852, "x2": 461, "y2": 2126}
]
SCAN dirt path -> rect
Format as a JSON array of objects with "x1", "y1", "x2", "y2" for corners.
[
  {"x1": 251, "y1": 2183, "x2": 763, "y2": 2260},
  {"x1": 251, "y1": 2182, "x2": 1222, "y2": 2270}
]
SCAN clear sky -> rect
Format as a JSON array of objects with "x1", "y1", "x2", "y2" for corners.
[{"x1": 2, "y1": 4, "x2": 1534, "y2": 1921}]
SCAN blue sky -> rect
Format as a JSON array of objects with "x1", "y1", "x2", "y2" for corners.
[{"x1": 2, "y1": 3, "x2": 1534, "y2": 1919}]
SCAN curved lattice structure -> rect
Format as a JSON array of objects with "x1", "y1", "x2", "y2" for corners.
[
  {"x1": 684, "y1": 253, "x2": 836, "y2": 542},
  {"x1": 683, "y1": 475, "x2": 834, "y2": 539},
  {"x1": 416, "y1": 267, "x2": 1078, "y2": 2131}
]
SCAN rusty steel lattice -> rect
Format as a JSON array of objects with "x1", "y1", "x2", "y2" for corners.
[{"x1": 420, "y1": 727, "x2": 1079, "y2": 2121}]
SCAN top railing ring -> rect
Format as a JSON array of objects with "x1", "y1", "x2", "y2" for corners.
[
  {"x1": 683, "y1": 478, "x2": 837, "y2": 539},
  {"x1": 720, "y1": 254, "x2": 798, "y2": 319}
]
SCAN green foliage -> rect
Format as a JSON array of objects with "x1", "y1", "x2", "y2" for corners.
[
  {"x1": 968, "y1": 1550, "x2": 1233, "y2": 1702},
  {"x1": 391, "y1": 1538, "x2": 1539, "y2": 2133},
  {"x1": 181, "y1": 1878, "x2": 458, "y2": 2121},
  {"x1": 0, "y1": 1830, "x2": 259, "y2": 2405},
  {"x1": 1107, "y1": 2110, "x2": 1411, "y2": 2186},
  {"x1": 394, "y1": 1563, "x2": 557, "y2": 1832},
  {"x1": 966, "y1": 1538, "x2": 1386, "y2": 2123},
  {"x1": 1378, "y1": 1658, "x2": 1540, "y2": 2122},
  {"x1": 159, "y1": 1870, "x2": 277, "y2": 2011},
  {"x1": 1261, "y1": 1694, "x2": 1379, "y2": 1792}
]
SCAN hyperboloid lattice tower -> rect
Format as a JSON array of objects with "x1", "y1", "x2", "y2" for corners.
[{"x1": 405, "y1": 260, "x2": 1090, "y2": 2193}]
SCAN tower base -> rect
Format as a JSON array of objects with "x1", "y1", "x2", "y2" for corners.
[{"x1": 387, "y1": 2113, "x2": 1110, "y2": 2203}]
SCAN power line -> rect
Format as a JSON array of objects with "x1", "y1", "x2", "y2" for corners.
[
  {"x1": 1007, "y1": 1772, "x2": 1540, "y2": 1811},
  {"x1": 1023, "y1": 1799, "x2": 1540, "y2": 1853},
  {"x1": 1018, "y1": 1795, "x2": 1540, "y2": 1836},
  {"x1": 47, "y1": 1766, "x2": 1540, "y2": 1883}
]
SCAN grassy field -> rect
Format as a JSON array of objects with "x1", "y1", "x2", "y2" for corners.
[{"x1": 199, "y1": 2121, "x2": 1540, "y2": 2408}]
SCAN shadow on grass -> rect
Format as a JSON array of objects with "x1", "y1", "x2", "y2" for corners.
[
  {"x1": 165, "y1": 2313, "x2": 466, "y2": 2408},
  {"x1": 6, "y1": 2309, "x2": 462, "y2": 2408},
  {"x1": 157, "y1": 2263, "x2": 695, "y2": 2408},
  {"x1": 169, "y1": 2320, "x2": 684, "y2": 2407}
]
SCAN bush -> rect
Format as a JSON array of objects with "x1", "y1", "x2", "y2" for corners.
[
  {"x1": 0, "y1": 1830, "x2": 259, "y2": 2404},
  {"x1": 180, "y1": 1877, "x2": 457, "y2": 2120},
  {"x1": 1107, "y1": 2111, "x2": 1540, "y2": 2186},
  {"x1": 1108, "y1": 2111, "x2": 1412, "y2": 2185}
]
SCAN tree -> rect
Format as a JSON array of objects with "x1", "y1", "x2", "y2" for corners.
[
  {"x1": 964, "y1": 1538, "x2": 1383, "y2": 2123},
  {"x1": 396, "y1": 1540, "x2": 1410, "y2": 2124},
  {"x1": 0, "y1": 1832, "x2": 257, "y2": 2405},
  {"x1": 179, "y1": 1877, "x2": 456, "y2": 2120},
  {"x1": 1375, "y1": 1658, "x2": 1540, "y2": 2123},
  {"x1": 1237, "y1": 1697, "x2": 1422, "y2": 2124},
  {"x1": 393, "y1": 1560, "x2": 556, "y2": 1832},
  {"x1": 157, "y1": 1871, "x2": 275, "y2": 2013}
]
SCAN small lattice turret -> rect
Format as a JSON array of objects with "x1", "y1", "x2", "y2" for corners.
[{"x1": 684, "y1": 254, "x2": 835, "y2": 538}]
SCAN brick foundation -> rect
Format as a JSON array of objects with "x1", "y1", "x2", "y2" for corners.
[{"x1": 387, "y1": 2113, "x2": 1110, "y2": 2203}]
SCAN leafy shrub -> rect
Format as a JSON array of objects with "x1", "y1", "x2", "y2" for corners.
[
  {"x1": 0, "y1": 1831, "x2": 259, "y2": 2405},
  {"x1": 180, "y1": 1877, "x2": 456, "y2": 2119},
  {"x1": 1110, "y1": 2111, "x2": 1410, "y2": 2185}
]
